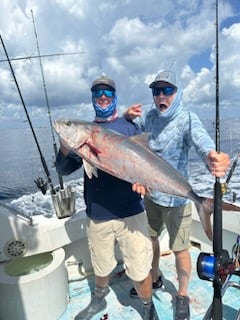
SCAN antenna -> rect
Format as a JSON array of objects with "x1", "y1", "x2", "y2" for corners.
[{"x1": 168, "y1": 56, "x2": 176, "y2": 71}]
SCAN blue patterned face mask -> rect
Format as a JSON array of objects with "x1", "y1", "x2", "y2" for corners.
[{"x1": 92, "y1": 95, "x2": 118, "y2": 119}]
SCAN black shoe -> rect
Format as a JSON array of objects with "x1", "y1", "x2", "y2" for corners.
[
  {"x1": 74, "y1": 288, "x2": 110, "y2": 320},
  {"x1": 175, "y1": 295, "x2": 190, "y2": 320},
  {"x1": 142, "y1": 302, "x2": 159, "y2": 320},
  {"x1": 152, "y1": 276, "x2": 165, "y2": 290},
  {"x1": 130, "y1": 276, "x2": 164, "y2": 298}
]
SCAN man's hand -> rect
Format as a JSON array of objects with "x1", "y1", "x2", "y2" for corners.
[
  {"x1": 207, "y1": 150, "x2": 230, "y2": 177},
  {"x1": 132, "y1": 183, "x2": 149, "y2": 196},
  {"x1": 124, "y1": 104, "x2": 142, "y2": 121}
]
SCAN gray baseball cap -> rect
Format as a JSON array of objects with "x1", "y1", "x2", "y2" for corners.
[
  {"x1": 91, "y1": 75, "x2": 116, "y2": 91},
  {"x1": 149, "y1": 70, "x2": 177, "y2": 89}
]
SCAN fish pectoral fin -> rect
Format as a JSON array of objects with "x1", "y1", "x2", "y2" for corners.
[
  {"x1": 83, "y1": 160, "x2": 98, "y2": 179},
  {"x1": 86, "y1": 142, "x2": 102, "y2": 156}
]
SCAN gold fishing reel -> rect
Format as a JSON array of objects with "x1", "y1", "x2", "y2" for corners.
[{"x1": 221, "y1": 183, "x2": 228, "y2": 194}]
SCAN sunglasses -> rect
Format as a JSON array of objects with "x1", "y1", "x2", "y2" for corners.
[
  {"x1": 152, "y1": 87, "x2": 176, "y2": 96},
  {"x1": 93, "y1": 89, "x2": 115, "y2": 98}
]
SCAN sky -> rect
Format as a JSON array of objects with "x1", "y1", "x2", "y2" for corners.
[{"x1": 0, "y1": 0, "x2": 239, "y2": 129}]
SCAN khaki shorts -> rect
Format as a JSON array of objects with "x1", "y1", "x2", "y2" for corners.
[
  {"x1": 86, "y1": 212, "x2": 153, "y2": 282},
  {"x1": 145, "y1": 197, "x2": 192, "y2": 252}
]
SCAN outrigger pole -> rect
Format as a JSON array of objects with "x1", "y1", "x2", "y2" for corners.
[
  {"x1": 0, "y1": 51, "x2": 84, "y2": 63},
  {"x1": 0, "y1": 34, "x2": 75, "y2": 218},
  {"x1": 30, "y1": 9, "x2": 64, "y2": 190},
  {"x1": 0, "y1": 34, "x2": 56, "y2": 196}
]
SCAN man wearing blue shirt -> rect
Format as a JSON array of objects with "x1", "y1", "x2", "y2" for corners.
[{"x1": 56, "y1": 75, "x2": 158, "y2": 320}]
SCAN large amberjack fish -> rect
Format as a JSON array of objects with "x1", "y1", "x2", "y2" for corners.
[{"x1": 54, "y1": 119, "x2": 240, "y2": 240}]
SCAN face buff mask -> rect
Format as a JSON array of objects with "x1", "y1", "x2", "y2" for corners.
[
  {"x1": 156, "y1": 85, "x2": 183, "y2": 121},
  {"x1": 92, "y1": 95, "x2": 118, "y2": 122}
]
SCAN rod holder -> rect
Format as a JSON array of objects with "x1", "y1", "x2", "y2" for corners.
[{"x1": 51, "y1": 185, "x2": 76, "y2": 218}]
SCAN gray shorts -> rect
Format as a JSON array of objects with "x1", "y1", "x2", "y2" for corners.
[
  {"x1": 86, "y1": 212, "x2": 153, "y2": 282},
  {"x1": 145, "y1": 197, "x2": 192, "y2": 252}
]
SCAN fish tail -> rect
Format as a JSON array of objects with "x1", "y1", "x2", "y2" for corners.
[
  {"x1": 195, "y1": 197, "x2": 240, "y2": 241},
  {"x1": 195, "y1": 197, "x2": 213, "y2": 241}
]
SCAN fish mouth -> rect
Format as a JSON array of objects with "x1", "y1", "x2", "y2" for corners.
[{"x1": 53, "y1": 120, "x2": 67, "y2": 134}]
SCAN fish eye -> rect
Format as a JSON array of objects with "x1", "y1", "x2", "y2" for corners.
[{"x1": 66, "y1": 120, "x2": 71, "y2": 126}]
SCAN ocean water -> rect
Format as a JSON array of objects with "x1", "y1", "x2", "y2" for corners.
[
  {"x1": 0, "y1": 118, "x2": 240, "y2": 215},
  {"x1": 0, "y1": 126, "x2": 83, "y2": 200}
]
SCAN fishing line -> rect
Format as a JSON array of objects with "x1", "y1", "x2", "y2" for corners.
[
  {"x1": 0, "y1": 34, "x2": 56, "y2": 195},
  {"x1": 31, "y1": 9, "x2": 64, "y2": 189}
]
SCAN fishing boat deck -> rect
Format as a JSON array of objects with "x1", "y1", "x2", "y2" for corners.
[{"x1": 59, "y1": 246, "x2": 240, "y2": 320}]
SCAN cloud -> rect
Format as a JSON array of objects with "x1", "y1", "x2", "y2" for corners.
[{"x1": 0, "y1": 0, "x2": 239, "y2": 127}]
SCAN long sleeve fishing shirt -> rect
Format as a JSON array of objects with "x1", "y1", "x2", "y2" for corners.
[
  {"x1": 55, "y1": 117, "x2": 144, "y2": 220},
  {"x1": 137, "y1": 96, "x2": 215, "y2": 207}
]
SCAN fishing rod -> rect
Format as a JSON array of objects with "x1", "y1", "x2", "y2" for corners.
[
  {"x1": 225, "y1": 151, "x2": 240, "y2": 185},
  {"x1": 197, "y1": 2, "x2": 236, "y2": 319},
  {"x1": 0, "y1": 34, "x2": 56, "y2": 196},
  {"x1": 0, "y1": 51, "x2": 85, "y2": 63},
  {"x1": 221, "y1": 150, "x2": 240, "y2": 197},
  {"x1": 211, "y1": 0, "x2": 224, "y2": 318},
  {"x1": 221, "y1": 148, "x2": 240, "y2": 203},
  {"x1": 31, "y1": 9, "x2": 64, "y2": 190}
]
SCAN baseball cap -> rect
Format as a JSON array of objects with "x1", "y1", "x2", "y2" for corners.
[
  {"x1": 149, "y1": 70, "x2": 177, "y2": 89},
  {"x1": 91, "y1": 76, "x2": 116, "y2": 91}
]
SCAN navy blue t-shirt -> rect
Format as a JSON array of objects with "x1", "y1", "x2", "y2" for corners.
[{"x1": 56, "y1": 117, "x2": 144, "y2": 220}]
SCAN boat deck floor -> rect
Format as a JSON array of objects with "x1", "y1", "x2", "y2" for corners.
[{"x1": 59, "y1": 246, "x2": 240, "y2": 320}]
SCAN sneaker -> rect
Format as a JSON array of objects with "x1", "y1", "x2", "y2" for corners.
[
  {"x1": 130, "y1": 276, "x2": 164, "y2": 298},
  {"x1": 74, "y1": 288, "x2": 110, "y2": 320},
  {"x1": 142, "y1": 302, "x2": 159, "y2": 320},
  {"x1": 152, "y1": 276, "x2": 165, "y2": 290},
  {"x1": 175, "y1": 295, "x2": 190, "y2": 320}
]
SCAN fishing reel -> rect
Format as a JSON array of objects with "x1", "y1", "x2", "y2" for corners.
[
  {"x1": 34, "y1": 177, "x2": 48, "y2": 195},
  {"x1": 197, "y1": 235, "x2": 240, "y2": 283},
  {"x1": 197, "y1": 250, "x2": 233, "y2": 283},
  {"x1": 221, "y1": 182, "x2": 238, "y2": 203}
]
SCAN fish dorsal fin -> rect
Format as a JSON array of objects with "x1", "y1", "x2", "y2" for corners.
[
  {"x1": 83, "y1": 159, "x2": 98, "y2": 179},
  {"x1": 129, "y1": 133, "x2": 150, "y2": 149}
]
